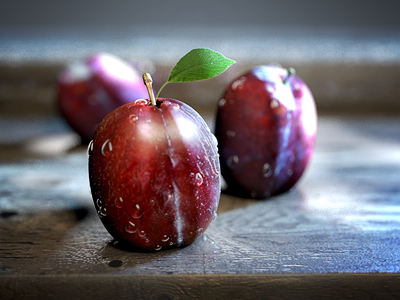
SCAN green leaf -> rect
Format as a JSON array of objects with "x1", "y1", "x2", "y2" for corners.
[
  {"x1": 156, "y1": 48, "x2": 235, "y2": 98},
  {"x1": 168, "y1": 48, "x2": 236, "y2": 83}
]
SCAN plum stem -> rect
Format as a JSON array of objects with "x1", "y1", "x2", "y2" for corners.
[
  {"x1": 283, "y1": 67, "x2": 296, "y2": 84},
  {"x1": 143, "y1": 73, "x2": 157, "y2": 106},
  {"x1": 156, "y1": 81, "x2": 168, "y2": 100}
]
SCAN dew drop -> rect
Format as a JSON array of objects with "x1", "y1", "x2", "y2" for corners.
[
  {"x1": 130, "y1": 204, "x2": 143, "y2": 219},
  {"x1": 226, "y1": 130, "x2": 236, "y2": 139},
  {"x1": 161, "y1": 235, "x2": 170, "y2": 242},
  {"x1": 197, "y1": 228, "x2": 204, "y2": 234},
  {"x1": 262, "y1": 163, "x2": 272, "y2": 178},
  {"x1": 231, "y1": 76, "x2": 246, "y2": 90},
  {"x1": 171, "y1": 103, "x2": 180, "y2": 110},
  {"x1": 218, "y1": 98, "x2": 226, "y2": 107},
  {"x1": 154, "y1": 245, "x2": 162, "y2": 251},
  {"x1": 125, "y1": 221, "x2": 137, "y2": 234},
  {"x1": 129, "y1": 114, "x2": 138, "y2": 122},
  {"x1": 270, "y1": 99, "x2": 279, "y2": 109},
  {"x1": 195, "y1": 173, "x2": 203, "y2": 187},
  {"x1": 101, "y1": 139, "x2": 113, "y2": 157},
  {"x1": 98, "y1": 207, "x2": 107, "y2": 217},
  {"x1": 169, "y1": 241, "x2": 174, "y2": 246},
  {"x1": 138, "y1": 230, "x2": 146, "y2": 237},
  {"x1": 115, "y1": 197, "x2": 123, "y2": 209},
  {"x1": 213, "y1": 213, "x2": 218, "y2": 221},
  {"x1": 96, "y1": 199, "x2": 102, "y2": 208},
  {"x1": 144, "y1": 238, "x2": 150, "y2": 244},
  {"x1": 226, "y1": 155, "x2": 239, "y2": 168},
  {"x1": 87, "y1": 140, "x2": 93, "y2": 155},
  {"x1": 134, "y1": 99, "x2": 148, "y2": 106}
]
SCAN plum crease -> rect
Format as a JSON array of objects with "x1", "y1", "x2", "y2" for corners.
[{"x1": 160, "y1": 109, "x2": 184, "y2": 247}]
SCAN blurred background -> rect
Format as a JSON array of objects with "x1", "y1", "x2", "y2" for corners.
[
  {"x1": 1, "y1": 0, "x2": 400, "y2": 147},
  {"x1": 1, "y1": 0, "x2": 400, "y2": 29}
]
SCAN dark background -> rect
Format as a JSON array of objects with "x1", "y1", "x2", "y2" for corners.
[{"x1": 0, "y1": 0, "x2": 399, "y2": 29}]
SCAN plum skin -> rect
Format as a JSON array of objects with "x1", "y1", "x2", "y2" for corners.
[
  {"x1": 57, "y1": 53, "x2": 148, "y2": 142},
  {"x1": 215, "y1": 65, "x2": 317, "y2": 199},
  {"x1": 89, "y1": 98, "x2": 220, "y2": 251}
]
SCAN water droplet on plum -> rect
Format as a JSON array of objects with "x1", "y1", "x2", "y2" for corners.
[
  {"x1": 138, "y1": 230, "x2": 146, "y2": 237},
  {"x1": 134, "y1": 99, "x2": 148, "y2": 106},
  {"x1": 87, "y1": 140, "x2": 93, "y2": 155},
  {"x1": 195, "y1": 173, "x2": 203, "y2": 187},
  {"x1": 231, "y1": 76, "x2": 246, "y2": 90},
  {"x1": 219, "y1": 98, "x2": 226, "y2": 107},
  {"x1": 213, "y1": 213, "x2": 218, "y2": 221},
  {"x1": 262, "y1": 163, "x2": 272, "y2": 178},
  {"x1": 161, "y1": 235, "x2": 169, "y2": 242},
  {"x1": 130, "y1": 204, "x2": 143, "y2": 219},
  {"x1": 226, "y1": 130, "x2": 236, "y2": 139},
  {"x1": 270, "y1": 99, "x2": 279, "y2": 109},
  {"x1": 125, "y1": 221, "x2": 137, "y2": 234},
  {"x1": 115, "y1": 197, "x2": 123, "y2": 208},
  {"x1": 154, "y1": 245, "x2": 162, "y2": 251},
  {"x1": 98, "y1": 206, "x2": 107, "y2": 217},
  {"x1": 129, "y1": 114, "x2": 138, "y2": 122},
  {"x1": 227, "y1": 155, "x2": 239, "y2": 168},
  {"x1": 101, "y1": 139, "x2": 113, "y2": 157},
  {"x1": 171, "y1": 103, "x2": 180, "y2": 110}
]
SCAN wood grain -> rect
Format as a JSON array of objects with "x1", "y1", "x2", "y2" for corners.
[{"x1": 1, "y1": 116, "x2": 400, "y2": 298}]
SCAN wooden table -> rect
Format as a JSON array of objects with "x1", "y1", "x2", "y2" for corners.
[{"x1": 1, "y1": 113, "x2": 400, "y2": 299}]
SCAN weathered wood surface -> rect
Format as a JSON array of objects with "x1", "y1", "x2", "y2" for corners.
[{"x1": 1, "y1": 115, "x2": 400, "y2": 299}]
